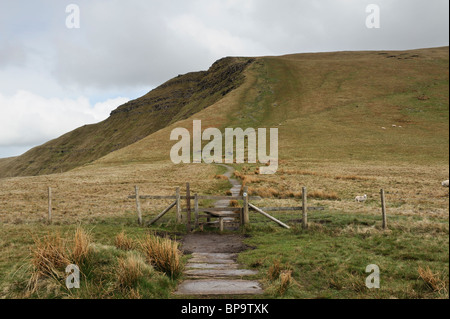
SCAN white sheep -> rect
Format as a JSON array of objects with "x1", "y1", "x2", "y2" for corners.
[
  {"x1": 355, "y1": 194, "x2": 368, "y2": 202},
  {"x1": 442, "y1": 180, "x2": 449, "y2": 188}
]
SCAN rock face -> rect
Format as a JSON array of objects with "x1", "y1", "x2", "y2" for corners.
[{"x1": 0, "y1": 57, "x2": 254, "y2": 178}]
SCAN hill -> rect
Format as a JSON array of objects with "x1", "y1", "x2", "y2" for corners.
[
  {"x1": 0, "y1": 57, "x2": 254, "y2": 178},
  {"x1": 96, "y1": 47, "x2": 449, "y2": 167}
]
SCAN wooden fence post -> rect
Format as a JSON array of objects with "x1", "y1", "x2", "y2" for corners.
[
  {"x1": 302, "y1": 187, "x2": 308, "y2": 229},
  {"x1": 186, "y1": 183, "x2": 191, "y2": 232},
  {"x1": 194, "y1": 194, "x2": 199, "y2": 229},
  {"x1": 243, "y1": 186, "x2": 249, "y2": 225},
  {"x1": 48, "y1": 187, "x2": 52, "y2": 224},
  {"x1": 176, "y1": 187, "x2": 181, "y2": 224},
  {"x1": 135, "y1": 186, "x2": 143, "y2": 226},
  {"x1": 381, "y1": 189, "x2": 388, "y2": 230}
]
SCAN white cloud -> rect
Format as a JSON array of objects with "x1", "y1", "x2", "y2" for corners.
[
  {"x1": 166, "y1": 14, "x2": 270, "y2": 58},
  {"x1": 0, "y1": 91, "x2": 128, "y2": 154}
]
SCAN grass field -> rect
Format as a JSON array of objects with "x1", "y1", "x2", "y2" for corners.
[{"x1": 0, "y1": 47, "x2": 448, "y2": 299}]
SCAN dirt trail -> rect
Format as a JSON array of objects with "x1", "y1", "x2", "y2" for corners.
[
  {"x1": 215, "y1": 164, "x2": 241, "y2": 208},
  {"x1": 175, "y1": 164, "x2": 263, "y2": 296}
]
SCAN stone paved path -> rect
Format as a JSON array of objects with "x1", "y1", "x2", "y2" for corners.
[
  {"x1": 175, "y1": 164, "x2": 263, "y2": 296},
  {"x1": 175, "y1": 252, "x2": 263, "y2": 296}
]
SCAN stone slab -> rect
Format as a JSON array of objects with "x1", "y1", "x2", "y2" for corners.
[
  {"x1": 189, "y1": 253, "x2": 237, "y2": 264},
  {"x1": 186, "y1": 263, "x2": 239, "y2": 270},
  {"x1": 175, "y1": 280, "x2": 263, "y2": 295},
  {"x1": 185, "y1": 268, "x2": 258, "y2": 277}
]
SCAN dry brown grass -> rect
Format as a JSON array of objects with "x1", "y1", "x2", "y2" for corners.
[
  {"x1": 249, "y1": 187, "x2": 280, "y2": 198},
  {"x1": 267, "y1": 260, "x2": 293, "y2": 296},
  {"x1": 115, "y1": 231, "x2": 136, "y2": 251},
  {"x1": 282, "y1": 191, "x2": 303, "y2": 198},
  {"x1": 308, "y1": 190, "x2": 339, "y2": 200},
  {"x1": 267, "y1": 260, "x2": 281, "y2": 281},
  {"x1": 418, "y1": 266, "x2": 449, "y2": 295},
  {"x1": 31, "y1": 233, "x2": 70, "y2": 279},
  {"x1": 214, "y1": 175, "x2": 229, "y2": 180},
  {"x1": 116, "y1": 253, "x2": 148, "y2": 289},
  {"x1": 28, "y1": 227, "x2": 91, "y2": 293},
  {"x1": 334, "y1": 175, "x2": 372, "y2": 181},
  {"x1": 234, "y1": 171, "x2": 260, "y2": 186},
  {"x1": 140, "y1": 233, "x2": 183, "y2": 278},
  {"x1": 278, "y1": 270, "x2": 293, "y2": 295},
  {"x1": 71, "y1": 227, "x2": 91, "y2": 265}
]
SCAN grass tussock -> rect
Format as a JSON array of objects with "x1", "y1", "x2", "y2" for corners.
[
  {"x1": 266, "y1": 260, "x2": 294, "y2": 296},
  {"x1": 235, "y1": 171, "x2": 260, "y2": 188},
  {"x1": 278, "y1": 271, "x2": 293, "y2": 295},
  {"x1": 116, "y1": 253, "x2": 150, "y2": 290},
  {"x1": 214, "y1": 175, "x2": 229, "y2": 180},
  {"x1": 115, "y1": 231, "x2": 136, "y2": 251},
  {"x1": 30, "y1": 233, "x2": 70, "y2": 281},
  {"x1": 418, "y1": 266, "x2": 449, "y2": 295},
  {"x1": 248, "y1": 187, "x2": 280, "y2": 198},
  {"x1": 283, "y1": 191, "x2": 303, "y2": 198},
  {"x1": 21, "y1": 228, "x2": 180, "y2": 299},
  {"x1": 267, "y1": 260, "x2": 282, "y2": 281},
  {"x1": 28, "y1": 227, "x2": 91, "y2": 294},
  {"x1": 308, "y1": 190, "x2": 339, "y2": 200},
  {"x1": 72, "y1": 227, "x2": 91, "y2": 265},
  {"x1": 141, "y1": 233, "x2": 183, "y2": 279}
]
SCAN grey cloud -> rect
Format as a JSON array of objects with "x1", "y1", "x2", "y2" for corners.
[{"x1": 0, "y1": 0, "x2": 449, "y2": 92}]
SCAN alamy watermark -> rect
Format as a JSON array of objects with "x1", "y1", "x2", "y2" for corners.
[
  {"x1": 170, "y1": 120, "x2": 279, "y2": 174},
  {"x1": 66, "y1": 4, "x2": 80, "y2": 29},
  {"x1": 66, "y1": 264, "x2": 80, "y2": 289},
  {"x1": 366, "y1": 4, "x2": 381, "y2": 29},
  {"x1": 365, "y1": 264, "x2": 380, "y2": 289}
]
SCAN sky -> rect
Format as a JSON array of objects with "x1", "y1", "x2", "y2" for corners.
[{"x1": 0, "y1": 0, "x2": 448, "y2": 158}]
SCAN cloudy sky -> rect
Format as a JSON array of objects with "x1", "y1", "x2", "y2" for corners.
[{"x1": 0, "y1": 0, "x2": 448, "y2": 158}]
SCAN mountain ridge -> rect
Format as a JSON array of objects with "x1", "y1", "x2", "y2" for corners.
[
  {"x1": 0, "y1": 57, "x2": 254, "y2": 178},
  {"x1": 0, "y1": 47, "x2": 448, "y2": 179}
]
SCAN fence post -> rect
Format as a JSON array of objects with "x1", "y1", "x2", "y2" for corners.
[
  {"x1": 48, "y1": 187, "x2": 52, "y2": 224},
  {"x1": 194, "y1": 194, "x2": 199, "y2": 229},
  {"x1": 243, "y1": 186, "x2": 249, "y2": 225},
  {"x1": 186, "y1": 183, "x2": 191, "y2": 232},
  {"x1": 381, "y1": 189, "x2": 388, "y2": 230},
  {"x1": 176, "y1": 187, "x2": 181, "y2": 224},
  {"x1": 302, "y1": 187, "x2": 308, "y2": 229},
  {"x1": 135, "y1": 186, "x2": 143, "y2": 225}
]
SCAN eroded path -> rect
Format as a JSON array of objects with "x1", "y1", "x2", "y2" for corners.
[{"x1": 175, "y1": 165, "x2": 263, "y2": 296}]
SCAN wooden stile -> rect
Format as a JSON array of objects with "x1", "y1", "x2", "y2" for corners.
[
  {"x1": 248, "y1": 203, "x2": 290, "y2": 229},
  {"x1": 243, "y1": 186, "x2": 249, "y2": 225},
  {"x1": 149, "y1": 201, "x2": 177, "y2": 225}
]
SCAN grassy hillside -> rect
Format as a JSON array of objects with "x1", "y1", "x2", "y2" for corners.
[
  {"x1": 0, "y1": 57, "x2": 254, "y2": 178},
  {"x1": 95, "y1": 47, "x2": 449, "y2": 166},
  {"x1": 0, "y1": 47, "x2": 448, "y2": 299}
]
